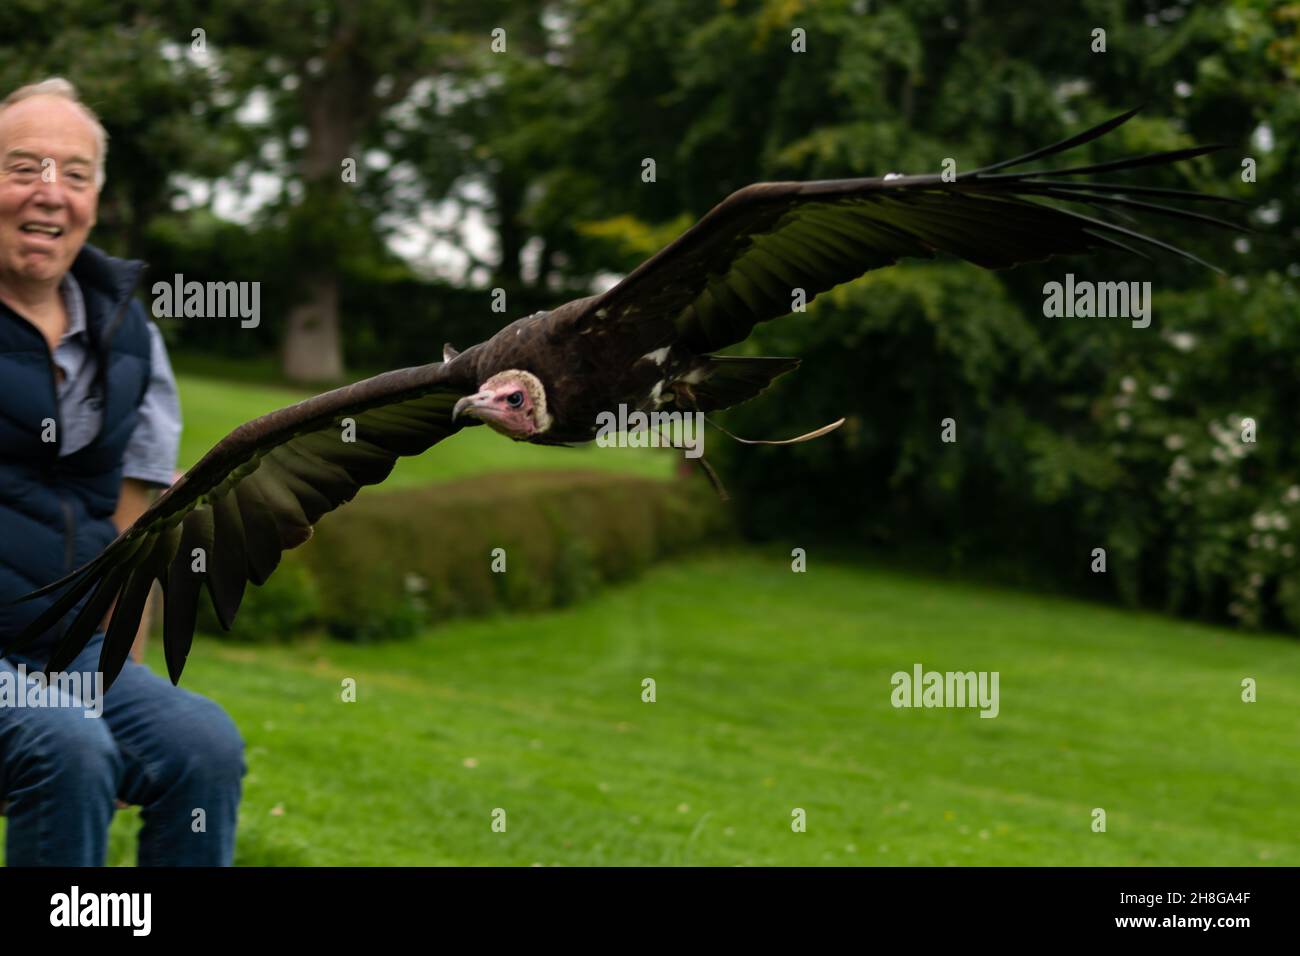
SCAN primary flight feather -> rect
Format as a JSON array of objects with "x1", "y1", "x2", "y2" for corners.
[{"x1": 4, "y1": 107, "x2": 1244, "y2": 688}]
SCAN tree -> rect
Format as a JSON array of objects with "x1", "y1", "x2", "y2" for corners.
[{"x1": 193, "y1": 0, "x2": 517, "y2": 382}]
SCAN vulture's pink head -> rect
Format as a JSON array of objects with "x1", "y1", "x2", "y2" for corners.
[{"x1": 453, "y1": 369, "x2": 552, "y2": 439}]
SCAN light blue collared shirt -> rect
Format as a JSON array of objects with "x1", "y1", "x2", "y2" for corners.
[{"x1": 53, "y1": 273, "x2": 181, "y2": 487}]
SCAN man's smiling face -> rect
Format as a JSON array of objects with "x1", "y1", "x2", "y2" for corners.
[{"x1": 0, "y1": 94, "x2": 99, "y2": 289}]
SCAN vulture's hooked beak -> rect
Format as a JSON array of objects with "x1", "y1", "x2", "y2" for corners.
[{"x1": 453, "y1": 390, "x2": 497, "y2": 424}]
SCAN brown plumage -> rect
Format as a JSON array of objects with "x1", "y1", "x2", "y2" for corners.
[{"x1": 5, "y1": 107, "x2": 1243, "y2": 687}]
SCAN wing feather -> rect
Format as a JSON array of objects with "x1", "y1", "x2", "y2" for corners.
[
  {"x1": 97, "y1": 550, "x2": 169, "y2": 686},
  {"x1": 206, "y1": 489, "x2": 248, "y2": 630},
  {"x1": 571, "y1": 107, "x2": 1242, "y2": 356},
  {"x1": 162, "y1": 511, "x2": 208, "y2": 684},
  {"x1": 45, "y1": 561, "x2": 133, "y2": 673},
  {"x1": 3, "y1": 361, "x2": 473, "y2": 687}
]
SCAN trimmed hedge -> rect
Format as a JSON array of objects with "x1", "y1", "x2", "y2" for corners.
[{"x1": 199, "y1": 470, "x2": 731, "y2": 642}]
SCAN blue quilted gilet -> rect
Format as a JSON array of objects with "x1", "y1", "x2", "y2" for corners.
[{"x1": 0, "y1": 243, "x2": 152, "y2": 659}]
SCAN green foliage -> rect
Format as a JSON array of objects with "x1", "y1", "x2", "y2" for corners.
[
  {"x1": 217, "y1": 470, "x2": 731, "y2": 643},
  {"x1": 718, "y1": 261, "x2": 1300, "y2": 632}
]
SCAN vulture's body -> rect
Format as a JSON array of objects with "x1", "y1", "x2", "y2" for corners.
[
  {"x1": 450, "y1": 301, "x2": 803, "y2": 446},
  {"x1": 4, "y1": 108, "x2": 1244, "y2": 687}
]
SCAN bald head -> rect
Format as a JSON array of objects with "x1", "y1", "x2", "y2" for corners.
[{"x1": 0, "y1": 78, "x2": 106, "y2": 188}]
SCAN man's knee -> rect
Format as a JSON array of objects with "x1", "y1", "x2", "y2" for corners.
[
  {"x1": 61, "y1": 718, "x2": 124, "y2": 784},
  {"x1": 2, "y1": 707, "x2": 122, "y2": 797},
  {"x1": 161, "y1": 694, "x2": 246, "y2": 788},
  {"x1": 196, "y1": 699, "x2": 245, "y2": 780}
]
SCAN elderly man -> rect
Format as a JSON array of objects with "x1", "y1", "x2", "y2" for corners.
[{"x1": 0, "y1": 78, "x2": 244, "y2": 866}]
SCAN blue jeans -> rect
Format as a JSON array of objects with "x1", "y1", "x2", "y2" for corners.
[{"x1": 0, "y1": 631, "x2": 245, "y2": 866}]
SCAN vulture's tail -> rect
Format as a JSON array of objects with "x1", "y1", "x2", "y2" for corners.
[
  {"x1": 682, "y1": 355, "x2": 844, "y2": 443},
  {"x1": 678, "y1": 354, "x2": 801, "y2": 412},
  {"x1": 659, "y1": 354, "x2": 842, "y2": 498}
]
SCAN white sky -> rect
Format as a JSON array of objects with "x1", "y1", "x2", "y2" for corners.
[
  {"x1": 164, "y1": 44, "x2": 1279, "y2": 290},
  {"x1": 174, "y1": 84, "x2": 501, "y2": 286}
]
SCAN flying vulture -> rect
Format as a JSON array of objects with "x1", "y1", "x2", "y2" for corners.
[{"x1": 5, "y1": 107, "x2": 1243, "y2": 688}]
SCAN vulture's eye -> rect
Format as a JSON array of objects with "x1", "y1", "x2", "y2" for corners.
[{"x1": 506, "y1": 391, "x2": 524, "y2": 408}]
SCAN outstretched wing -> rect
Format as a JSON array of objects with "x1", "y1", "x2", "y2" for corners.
[
  {"x1": 569, "y1": 106, "x2": 1245, "y2": 357},
  {"x1": 3, "y1": 361, "x2": 474, "y2": 689}
]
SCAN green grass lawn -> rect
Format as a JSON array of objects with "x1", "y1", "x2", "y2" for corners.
[
  {"x1": 175, "y1": 371, "x2": 674, "y2": 486},
  {"x1": 56, "y1": 551, "x2": 1300, "y2": 866}
]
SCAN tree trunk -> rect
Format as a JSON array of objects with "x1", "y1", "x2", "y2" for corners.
[
  {"x1": 281, "y1": 61, "x2": 364, "y2": 384},
  {"x1": 494, "y1": 170, "x2": 525, "y2": 291},
  {"x1": 283, "y1": 270, "x2": 344, "y2": 383}
]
